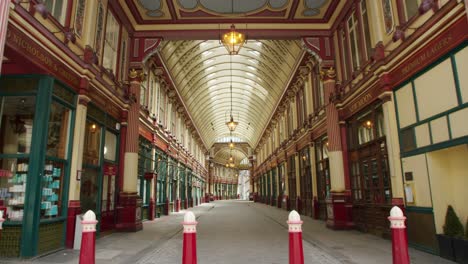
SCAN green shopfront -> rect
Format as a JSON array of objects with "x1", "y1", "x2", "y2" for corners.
[{"x1": 0, "y1": 76, "x2": 76, "y2": 257}]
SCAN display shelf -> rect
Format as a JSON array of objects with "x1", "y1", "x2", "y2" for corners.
[
  {"x1": 41, "y1": 163, "x2": 62, "y2": 218},
  {"x1": 1, "y1": 161, "x2": 29, "y2": 222}
]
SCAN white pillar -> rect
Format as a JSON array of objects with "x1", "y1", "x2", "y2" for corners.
[{"x1": 380, "y1": 92, "x2": 404, "y2": 198}]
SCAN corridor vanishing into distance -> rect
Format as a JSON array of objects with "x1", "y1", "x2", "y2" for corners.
[
  {"x1": 3, "y1": 200, "x2": 452, "y2": 264},
  {"x1": 1, "y1": 0, "x2": 468, "y2": 262}
]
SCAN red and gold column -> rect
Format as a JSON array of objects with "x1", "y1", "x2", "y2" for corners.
[
  {"x1": 116, "y1": 69, "x2": 144, "y2": 232},
  {"x1": 0, "y1": 0, "x2": 10, "y2": 73},
  {"x1": 321, "y1": 67, "x2": 352, "y2": 229},
  {"x1": 66, "y1": 79, "x2": 90, "y2": 248}
]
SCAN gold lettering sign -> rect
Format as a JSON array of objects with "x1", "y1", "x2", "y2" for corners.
[
  {"x1": 349, "y1": 93, "x2": 372, "y2": 113},
  {"x1": 6, "y1": 26, "x2": 80, "y2": 87},
  {"x1": 401, "y1": 35, "x2": 453, "y2": 76}
]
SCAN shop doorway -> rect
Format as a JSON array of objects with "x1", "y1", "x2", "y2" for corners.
[{"x1": 101, "y1": 164, "x2": 117, "y2": 231}]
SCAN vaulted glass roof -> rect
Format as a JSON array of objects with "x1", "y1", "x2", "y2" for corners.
[{"x1": 159, "y1": 39, "x2": 304, "y2": 148}]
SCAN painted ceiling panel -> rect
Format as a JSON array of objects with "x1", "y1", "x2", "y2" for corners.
[{"x1": 159, "y1": 39, "x2": 303, "y2": 148}]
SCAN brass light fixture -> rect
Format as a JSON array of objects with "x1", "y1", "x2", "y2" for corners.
[{"x1": 221, "y1": 24, "x2": 246, "y2": 55}]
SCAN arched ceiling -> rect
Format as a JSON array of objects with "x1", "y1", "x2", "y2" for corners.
[{"x1": 158, "y1": 39, "x2": 304, "y2": 148}]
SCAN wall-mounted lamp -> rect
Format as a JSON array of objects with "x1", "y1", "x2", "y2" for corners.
[{"x1": 90, "y1": 123, "x2": 97, "y2": 133}]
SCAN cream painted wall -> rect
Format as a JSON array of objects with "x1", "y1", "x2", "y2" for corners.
[
  {"x1": 415, "y1": 123, "x2": 430, "y2": 148},
  {"x1": 449, "y1": 107, "x2": 468, "y2": 139},
  {"x1": 395, "y1": 83, "x2": 417, "y2": 128},
  {"x1": 427, "y1": 144, "x2": 468, "y2": 234},
  {"x1": 430, "y1": 116, "x2": 450, "y2": 144},
  {"x1": 455, "y1": 46, "x2": 468, "y2": 103},
  {"x1": 414, "y1": 59, "x2": 458, "y2": 120},
  {"x1": 401, "y1": 154, "x2": 432, "y2": 207}
]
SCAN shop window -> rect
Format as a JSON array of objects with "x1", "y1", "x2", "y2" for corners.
[
  {"x1": 41, "y1": 161, "x2": 64, "y2": 219},
  {"x1": 46, "y1": 102, "x2": 72, "y2": 159},
  {"x1": 104, "y1": 130, "x2": 117, "y2": 161},
  {"x1": 401, "y1": 127, "x2": 416, "y2": 152},
  {"x1": 94, "y1": 2, "x2": 105, "y2": 56},
  {"x1": 138, "y1": 137, "x2": 153, "y2": 206},
  {"x1": 348, "y1": 104, "x2": 392, "y2": 204},
  {"x1": 287, "y1": 155, "x2": 296, "y2": 205},
  {"x1": 80, "y1": 168, "x2": 99, "y2": 212},
  {"x1": 102, "y1": 10, "x2": 120, "y2": 75},
  {"x1": 0, "y1": 158, "x2": 29, "y2": 221},
  {"x1": 83, "y1": 121, "x2": 101, "y2": 166},
  {"x1": 0, "y1": 96, "x2": 36, "y2": 154},
  {"x1": 44, "y1": 0, "x2": 68, "y2": 24}
]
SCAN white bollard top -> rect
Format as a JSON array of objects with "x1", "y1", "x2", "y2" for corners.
[
  {"x1": 390, "y1": 206, "x2": 403, "y2": 217},
  {"x1": 0, "y1": 210, "x2": 3, "y2": 219},
  {"x1": 288, "y1": 210, "x2": 301, "y2": 222},
  {"x1": 83, "y1": 210, "x2": 97, "y2": 221},
  {"x1": 287, "y1": 210, "x2": 303, "y2": 233},
  {"x1": 388, "y1": 206, "x2": 406, "y2": 229},
  {"x1": 184, "y1": 211, "x2": 196, "y2": 223}
]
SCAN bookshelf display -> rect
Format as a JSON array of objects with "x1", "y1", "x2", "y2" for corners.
[
  {"x1": 41, "y1": 162, "x2": 63, "y2": 218},
  {"x1": 0, "y1": 159, "x2": 29, "y2": 221}
]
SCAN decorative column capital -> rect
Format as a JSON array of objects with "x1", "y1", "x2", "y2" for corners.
[
  {"x1": 78, "y1": 94, "x2": 91, "y2": 106},
  {"x1": 129, "y1": 68, "x2": 146, "y2": 83},
  {"x1": 320, "y1": 67, "x2": 337, "y2": 83}
]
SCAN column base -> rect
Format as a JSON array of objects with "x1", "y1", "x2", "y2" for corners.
[
  {"x1": 148, "y1": 198, "x2": 155, "y2": 221},
  {"x1": 326, "y1": 192, "x2": 354, "y2": 230},
  {"x1": 66, "y1": 200, "x2": 81, "y2": 248},
  {"x1": 175, "y1": 199, "x2": 180, "y2": 212},
  {"x1": 296, "y1": 197, "x2": 302, "y2": 214},
  {"x1": 286, "y1": 196, "x2": 291, "y2": 211},
  {"x1": 164, "y1": 198, "x2": 170, "y2": 215},
  {"x1": 116, "y1": 192, "x2": 143, "y2": 232},
  {"x1": 277, "y1": 195, "x2": 282, "y2": 208},
  {"x1": 184, "y1": 199, "x2": 189, "y2": 209},
  {"x1": 313, "y1": 197, "x2": 320, "y2": 220}
]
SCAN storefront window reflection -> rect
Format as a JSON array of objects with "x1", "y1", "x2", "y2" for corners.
[
  {"x1": 104, "y1": 130, "x2": 117, "y2": 161},
  {"x1": 83, "y1": 121, "x2": 101, "y2": 166},
  {"x1": 0, "y1": 96, "x2": 36, "y2": 154},
  {"x1": 46, "y1": 102, "x2": 71, "y2": 159}
]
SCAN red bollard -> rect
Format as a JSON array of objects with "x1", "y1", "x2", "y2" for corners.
[
  {"x1": 79, "y1": 210, "x2": 98, "y2": 264},
  {"x1": 182, "y1": 211, "x2": 198, "y2": 264},
  {"x1": 0, "y1": 210, "x2": 5, "y2": 239},
  {"x1": 388, "y1": 206, "x2": 410, "y2": 264},
  {"x1": 288, "y1": 210, "x2": 304, "y2": 264},
  {"x1": 176, "y1": 198, "x2": 181, "y2": 212}
]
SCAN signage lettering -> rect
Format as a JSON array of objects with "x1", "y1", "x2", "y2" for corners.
[
  {"x1": 400, "y1": 35, "x2": 452, "y2": 76},
  {"x1": 349, "y1": 93, "x2": 372, "y2": 113},
  {"x1": 6, "y1": 26, "x2": 80, "y2": 87}
]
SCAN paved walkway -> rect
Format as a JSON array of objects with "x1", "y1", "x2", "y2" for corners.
[{"x1": 1, "y1": 201, "x2": 454, "y2": 264}]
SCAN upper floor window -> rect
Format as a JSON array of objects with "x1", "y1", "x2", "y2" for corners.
[
  {"x1": 287, "y1": 104, "x2": 293, "y2": 136},
  {"x1": 296, "y1": 86, "x2": 306, "y2": 127},
  {"x1": 44, "y1": 0, "x2": 68, "y2": 24},
  {"x1": 360, "y1": 0, "x2": 373, "y2": 60},
  {"x1": 102, "y1": 11, "x2": 120, "y2": 75},
  {"x1": 140, "y1": 81, "x2": 147, "y2": 107},
  {"x1": 402, "y1": 0, "x2": 422, "y2": 21},
  {"x1": 312, "y1": 65, "x2": 324, "y2": 110},
  {"x1": 347, "y1": 12, "x2": 361, "y2": 71}
]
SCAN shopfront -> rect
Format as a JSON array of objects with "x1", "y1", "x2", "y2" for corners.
[
  {"x1": 394, "y1": 40, "x2": 468, "y2": 252},
  {"x1": 299, "y1": 147, "x2": 312, "y2": 216},
  {"x1": 287, "y1": 155, "x2": 296, "y2": 210},
  {"x1": 347, "y1": 102, "x2": 392, "y2": 236},
  {"x1": 315, "y1": 136, "x2": 330, "y2": 220},
  {"x1": 81, "y1": 103, "x2": 120, "y2": 233},
  {"x1": 138, "y1": 137, "x2": 153, "y2": 221},
  {"x1": 155, "y1": 150, "x2": 167, "y2": 216},
  {"x1": 0, "y1": 75, "x2": 76, "y2": 257}
]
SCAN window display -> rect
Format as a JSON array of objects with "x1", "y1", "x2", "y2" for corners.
[
  {"x1": 41, "y1": 162, "x2": 64, "y2": 218},
  {"x1": 0, "y1": 158, "x2": 29, "y2": 221}
]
